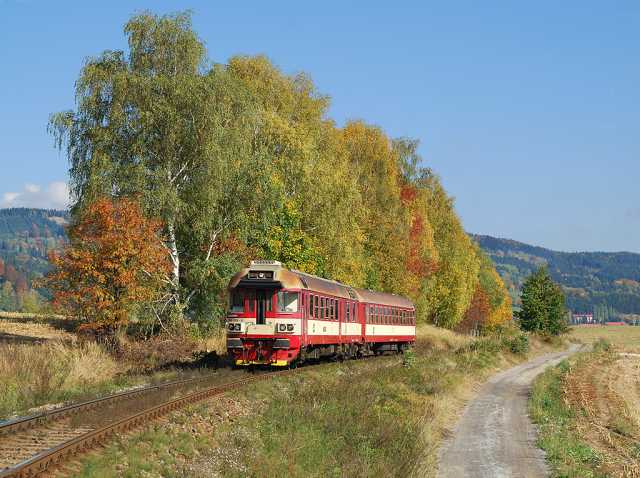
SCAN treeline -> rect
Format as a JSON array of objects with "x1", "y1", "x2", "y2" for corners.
[
  {"x1": 0, "y1": 210, "x2": 67, "y2": 312},
  {"x1": 49, "y1": 11, "x2": 511, "y2": 331}
]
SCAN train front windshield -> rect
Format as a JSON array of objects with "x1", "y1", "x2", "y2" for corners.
[{"x1": 230, "y1": 289, "x2": 273, "y2": 324}]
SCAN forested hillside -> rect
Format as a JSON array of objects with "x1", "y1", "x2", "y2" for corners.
[
  {"x1": 0, "y1": 208, "x2": 67, "y2": 311},
  {"x1": 474, "y1": 234, "x2": 640, "y2": 316}
]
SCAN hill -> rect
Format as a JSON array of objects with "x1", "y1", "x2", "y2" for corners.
[
  {"x1": 473, "y1": 234, "x2": 640, "y2": 316},
  {"x1": 0, "y1": 208, "x2": 67, "y2": 310}
]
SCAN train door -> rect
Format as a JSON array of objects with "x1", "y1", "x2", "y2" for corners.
[
  {"x1": 338, "y1": 299, "x2": 343, "y2": 344},
  {"x1": 256, "y1": 290, "x2": 270, "y2": 325},
  {"x1": 302, "y1": 291, "x2": 308, "y2": 345}
]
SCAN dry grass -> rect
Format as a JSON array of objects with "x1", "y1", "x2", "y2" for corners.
[
  {"x1": 0, "y1": 341, "x2": 123, "y2": 419},
  {"x1": 569, "y1": 325, "x2": 640, "y2": 351},
  {"x1": 532, "y1": 348, "x2": 640, "y2": 478},
  {"x1": 0, "y1": 311, "x2": 67, "y2": 321},
  {"x1": 416, "y1": 323, "x2": 475, "y2": 351},
  {"x1": 198, "y1": 331, "x2": 227, "y2": 355},
  {"x1": 0, "y1": 320, "x2": 76, "y2": 342}
]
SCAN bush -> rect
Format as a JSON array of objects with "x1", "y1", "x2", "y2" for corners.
[{"x1": 504, "y1": 333, "x2": 529, "y2": 354}]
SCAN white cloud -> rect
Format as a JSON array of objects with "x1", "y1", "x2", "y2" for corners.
[{"x1": 1, "y1": 181, "x2": 69, "y2": 210}]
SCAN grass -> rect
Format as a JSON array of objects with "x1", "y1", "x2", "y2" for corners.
[
  {"x1": 569, "y1": 325, "x2": 640, "y2": 350},
  {"x1": 68, "y1": 326, "x2": 563, "y2": 478},
  {"x1": 0, "y1": 339, "x2": 216, "y2": 420},
  {"x1": 530, "y1": 342, "x2": 640, "y2": 478},
  {"x1": 0, "y1": 341, "x2": 129, "y2": 419}
]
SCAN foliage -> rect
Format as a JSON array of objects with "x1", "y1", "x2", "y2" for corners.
[
  {"x1": 42, "y1": 198, "x2": 170, "y2": 331},
  {"x1": 47, "y1": 11, "x2": 512, "y2": 329},
  {"x1": 504, "y1": 333, "x2": 529, "y2": 354},
  {"x1": 517, "y1": 266, "x2": 568, "y2": 335}
]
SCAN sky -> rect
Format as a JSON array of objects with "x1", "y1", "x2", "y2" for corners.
[{"x1": 0, "y1": 1, "x2": 638, "y2": 253}]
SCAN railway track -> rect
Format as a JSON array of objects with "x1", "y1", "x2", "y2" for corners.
[{"x1": 0, "y1": 368, "x2": 296, "y2": 477}]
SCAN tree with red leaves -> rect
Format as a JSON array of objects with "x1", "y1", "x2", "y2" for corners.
[{"x1": 43, "y1": 198, "x2": 171, "y2": 331}]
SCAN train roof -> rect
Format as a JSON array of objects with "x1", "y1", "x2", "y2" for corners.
[{"x1": 228, "y1": 260, "x2": 414, "y2": 309}]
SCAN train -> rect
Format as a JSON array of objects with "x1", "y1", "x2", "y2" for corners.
[{"x1": 226, "y1": 260, "x2": 416, "y2": 367}]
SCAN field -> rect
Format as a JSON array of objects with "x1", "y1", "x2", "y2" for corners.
[
  {"x1": 531, "y1": 335, "x2": 640, "y2": 477},
  {"x1": 569, "y1": 325, "x2": 640, "y2": 350}
]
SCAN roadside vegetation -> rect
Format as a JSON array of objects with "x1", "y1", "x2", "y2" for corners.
[
  {"x1": 531, "y1": 331, "x2": 640, "y2": 478},
  {"x1": 67, "y1": 325, "x2": 563, "y2": 478}
]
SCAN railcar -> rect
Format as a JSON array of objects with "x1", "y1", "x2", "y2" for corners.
[{"x1": 226, "y1": 260, "x2": 416, "y2": 367}]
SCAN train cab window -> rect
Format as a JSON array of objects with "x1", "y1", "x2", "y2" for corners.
[
  {"x1": 277, "y1": 291, "x2": 299, "y2": 312},
  {"x1": 230, "y1": 290, "x2": 244, "y2": 312}
]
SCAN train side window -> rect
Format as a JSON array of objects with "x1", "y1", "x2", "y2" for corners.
[
  {"x1": 335, "y1": 300, "x2": 339, "y2": 321},
  {"x1": 277, "y1": 291, "x2": 299, "y2": 312}
]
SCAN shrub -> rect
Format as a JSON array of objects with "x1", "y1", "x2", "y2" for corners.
[{"x1": 504, "y1": 333, "x2": 529, "y2": 354}]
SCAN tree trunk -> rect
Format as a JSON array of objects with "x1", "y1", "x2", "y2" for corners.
[{"x1": 167, "y1": 221, "x2": 180, "y2": 303}]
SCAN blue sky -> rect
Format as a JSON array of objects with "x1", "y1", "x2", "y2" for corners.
[{"x1": 1, "y1": 1, "x2": 638, "y2": 252}]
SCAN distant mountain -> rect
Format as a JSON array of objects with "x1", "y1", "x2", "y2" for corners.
[
  {"x1": 473, "y1": 234, "x2": 640, "y2": 316},
  {"x1": 0, "y1": 208, "x2": 68, "y2": 310}
]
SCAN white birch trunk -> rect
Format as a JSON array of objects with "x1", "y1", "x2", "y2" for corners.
[{"x1": 167, "y1": 221, "x2": 180, "y2": 301}]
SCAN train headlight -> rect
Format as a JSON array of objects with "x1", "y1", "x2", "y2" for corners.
[
  {"x1": 278, "y1": 323, "x2": 287, "y2": 332},
  {"x1": 286, "y1": 324, "x2": 294, "y2": 332},
  {"x1": 228, "y1": 323, "x2": 241, "y2": 332}
]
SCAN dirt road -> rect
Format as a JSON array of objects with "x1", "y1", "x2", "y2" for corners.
[{"x1": 437, "y1": 344, "x2": 582, "y2": 478}]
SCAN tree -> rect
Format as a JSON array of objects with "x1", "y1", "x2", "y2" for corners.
[
  {"x1": 516, "y1": 266, "x2": 568, "y2": 335},
  {"x1": 42, "y1": 197, "x2": 170, "y2": 331},
  {"x1": 50, "y1": 13, "x2": 283, "y2": 320},
  {"x1": 48, "y1": 10, "x2": 513, "y2": 331},
  {"x1": 0, "y1": 281, "x2": 16, "y2": 311}
]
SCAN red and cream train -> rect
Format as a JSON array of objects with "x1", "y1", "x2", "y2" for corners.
[{"x1": 226, "y1": 260, "x2": 416, "y2": 367}]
